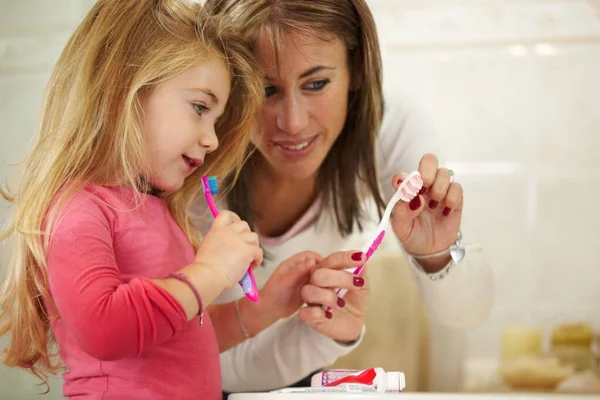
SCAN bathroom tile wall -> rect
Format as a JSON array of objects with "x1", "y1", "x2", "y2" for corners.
[{"x1": 1, "y1": 0, "x2": 598, "y2": 395}]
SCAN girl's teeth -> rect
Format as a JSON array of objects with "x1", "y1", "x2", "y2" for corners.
[{"x1": 280, "y1": 140, "x2": 310, "y2": 151}]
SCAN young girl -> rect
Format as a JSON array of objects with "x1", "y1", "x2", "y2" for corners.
[{"x1": 0, "y1": 1, "x2": 265, "y2": 398}]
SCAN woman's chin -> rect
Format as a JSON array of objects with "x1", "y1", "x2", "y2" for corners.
[{"x1": 279, "y1": 165, "x2": 320, "y2": 181}]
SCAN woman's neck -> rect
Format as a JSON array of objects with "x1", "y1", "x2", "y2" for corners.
[{"x1": 250, "y1": 158, "x2": 318, "y2": 238}]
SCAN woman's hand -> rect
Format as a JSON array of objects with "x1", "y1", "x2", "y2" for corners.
[
  {"x1": 390, "y1": 153, "x2": 462, "y2": 271},
  {"x1": 298, "y1": 251, "x2": 369, "y2": 343}
]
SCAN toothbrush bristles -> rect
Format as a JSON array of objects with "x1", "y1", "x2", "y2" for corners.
[{"x1": 207, "y1": 176, "x2": 219, "y2": 194}]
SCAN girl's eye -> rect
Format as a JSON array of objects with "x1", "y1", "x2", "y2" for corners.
[{"x1": 193, "y1": 103, "x2": 208, "y2": 115}]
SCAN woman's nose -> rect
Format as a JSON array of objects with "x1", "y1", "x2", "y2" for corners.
[{"x1": 276, "y1": 95, "x2": 309, "y2": 135}]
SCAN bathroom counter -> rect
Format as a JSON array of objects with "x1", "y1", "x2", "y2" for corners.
[{"x1": 229, "y1": 392, "x2": 598, "y2": 400}]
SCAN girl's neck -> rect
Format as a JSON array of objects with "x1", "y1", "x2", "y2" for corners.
[{"x1": 250, "y1": 156, "x2": 318, "y2": 238}]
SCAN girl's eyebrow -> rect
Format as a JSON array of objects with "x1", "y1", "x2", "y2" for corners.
[{"x1": 185, "y1": 88, "x2": 219, "y2": 105}]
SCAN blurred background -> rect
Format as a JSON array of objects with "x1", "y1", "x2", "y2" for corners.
[{"x1": 1, "y1": 0, "x2": 599, "y2": 398}]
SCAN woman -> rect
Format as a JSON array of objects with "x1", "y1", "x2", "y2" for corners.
[{"x1": 195, "y1": 0, "x2": 493, "y2": 393}]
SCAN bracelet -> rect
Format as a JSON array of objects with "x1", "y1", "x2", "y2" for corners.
[
  {"x1": 167, "y1": 272, "x2": 204, "y2": 326},
  {"x1": 405, "y1": 231, "x2": 466, "y2": 281},
  {"x1": 234, "y1": 298, "x2": 250, "y2": 339},
  {"x1": 405, "y1": 230, "x2": 465, "y2": 262}
]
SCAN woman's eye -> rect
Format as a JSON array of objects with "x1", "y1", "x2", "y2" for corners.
[
  {"x1": 265, "y1": 85, "x2": 279, "y2": 98},
  {"x1": 305, "y1": 79, "x2": 330, "y2": 91}
]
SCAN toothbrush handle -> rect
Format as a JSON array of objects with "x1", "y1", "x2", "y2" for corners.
[
  {"x1": 239, "y1": 269, "x2": 259, "y2": 302},
  {"x1": 202, "y1": 177, "x2": 259, "y2": 302},
  {"x1": 323, "y1": 230, "x2": 386, "y2": 314}
]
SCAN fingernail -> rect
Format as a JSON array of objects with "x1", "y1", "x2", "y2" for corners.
[
  {"x1": 419, "y1": 186, "x2": 427, "y2": 195},
  {"x1": 429, "y1": 200, "x2": 439, "y2": 210},
  {"x1": 443, "y1": 207, "x2": 451, "y2": 216},
  {"x1": 337, "y1": 297, "x2": 345, "y2": 308},
  {"x1": 353, "y1": 277, "x2": 364, "y2": 287},
  {"x1": 351, "y1": 252, "x2": 363, "y2": 261},
  {"x1": 396, "y1": 178, "x2": 403, "y2": 186},
  {"x1": 409, "y1": 196, "x2": 421, "y2": 211},
  {"x1": 325, "y1": 311, "x2": 333, "y2": 319}
]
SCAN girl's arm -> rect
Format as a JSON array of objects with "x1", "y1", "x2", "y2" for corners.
[{"x1": 46, "y1": 196, "x2": 223, "y2": 361}]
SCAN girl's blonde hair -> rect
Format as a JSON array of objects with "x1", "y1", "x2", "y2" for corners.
[{"x1": 0, "y1": 0, "x2": 262, "y2": 384}]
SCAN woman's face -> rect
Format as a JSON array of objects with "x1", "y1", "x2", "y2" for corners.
[{"x1": 254, "y1": 30, "x2": 351, "y2": 181}]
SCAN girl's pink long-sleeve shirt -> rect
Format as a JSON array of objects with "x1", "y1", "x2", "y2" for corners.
[{"x1": 45, "y1": 184, "x2": 220, "y2": 399}]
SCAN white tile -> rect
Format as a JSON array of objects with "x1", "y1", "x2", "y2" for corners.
[
  {"x1": 372, "y1": 0, "x2": 600, "y2": 47},
  {"x1": 0, "y1": 33, "x2": 74, "y2": 73},
  {"x1": 384, "y1": 41, "x2": 600, "y2": 167},
  {"x1": 0, "y1": 336, "x2": 64, "y2": 399},
  {"x1": 0, "y1": 75, "x2": 48, "y2": 183},
  {"x1": 531, "y1": 180, "x2": 600, "y2": 306},
  {"x1": 0, "y1": 1, "x2": 88, "y2": 33}
]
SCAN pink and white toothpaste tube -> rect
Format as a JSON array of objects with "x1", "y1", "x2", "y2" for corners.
[
  {"x1": 273, "y1": 367, "x2": 405, "y2": 394},
  {"x1": 325, "y1": 172, "x2": 423, "y2": 312}
]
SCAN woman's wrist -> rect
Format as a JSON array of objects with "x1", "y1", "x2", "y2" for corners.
[
  {"x1": 414, "y1": 254, "x2": 452, "y2": 273},
  {"x1": 405, "y1": 230, "x2": 465, "y2": 274},
  {"x1": 236, "y1": 295, "x2": 280, "y2": 338}
]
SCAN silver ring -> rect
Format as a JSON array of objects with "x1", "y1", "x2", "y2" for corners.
[{"x1": 447, "y1": 168, "x2": 455, "y2": 183}]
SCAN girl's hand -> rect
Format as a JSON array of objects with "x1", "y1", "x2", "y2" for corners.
[{"x1": 195, "y1": 210, "x2": 263, "y2": 289}]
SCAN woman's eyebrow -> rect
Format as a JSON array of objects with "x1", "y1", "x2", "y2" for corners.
[{"x1": 264, "y1": 65, "x2": 336, "y2": 81}]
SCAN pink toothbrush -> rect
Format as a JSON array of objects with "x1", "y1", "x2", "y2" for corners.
[
  {"x1": 202, "y1": 176, "x2": 260, "y2": 302},
  {"x1": 324, "y1": 171, "x2": 423, "y2": 313}
]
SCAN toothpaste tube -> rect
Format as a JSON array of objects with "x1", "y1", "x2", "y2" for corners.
[
  {"x1": 273, "y1": 385, "x2": 380, "y2": 394},
  {"x1": 310, "y1": 367, "x2": 405, "y2": 393}
]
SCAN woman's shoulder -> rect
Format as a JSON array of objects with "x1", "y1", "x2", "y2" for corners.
[
  {"x1": 381, "y1": 88, "x2": 433, "y2": 138},
  {"x1": 378, "y1": 87, "x2": 440, "y2": 154}
]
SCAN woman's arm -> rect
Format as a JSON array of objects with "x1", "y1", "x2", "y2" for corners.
[
  {"x1": 209, "y1": 251, "x2": 323, "y2": 352},
  {"x1": 215, "y1": 250, "x2": 366, "y2": 391},
  {"x1": 208, "y1": 297, "x2": 276, "y2": 352},
  {"x1": 409, "y1": 245, "x2": 494, "y2": 329},
  {"x1": 377, "y1": 92, "x2": 493, "y2": 328},
  {"x1": 220, "y1": 314, "x2": 365, "y2": 392}
]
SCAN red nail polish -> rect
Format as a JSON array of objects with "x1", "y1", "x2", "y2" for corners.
[
  {"x1": 337, "y1": 297, "x2": 345, "y2": 308},
  {"x1": 325, "y1": 311, "x2": 333, "y2": 319},
  {"x1": 396, "y1": 178, "x2": 403, "y2": 186},
  {"x1": 409, "y1": 196, "x2": 421, "y2": 211},
  {"x1": 353, "y1": 277, "x2": 365, "y2": 287},
  {"x1": 443, "y1": 207, "x2": 451, "y2": 216},
  {"x1": 351, "y1": 252, "x2": 363, "y2": 261},
  {"x1": 429, "y1": 200, "x2": 439, "y2": 210},
  {"x1": 419, "y1": 186, "x2": 427, "y2": 195}
]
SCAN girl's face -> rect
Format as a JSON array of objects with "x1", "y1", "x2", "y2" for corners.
[
  {"x1": 142, "y1": 58, "x2": 230, "y2": 192},
  {"x1": 254, "y1": 30, "x2": 351, "y2": 181}
]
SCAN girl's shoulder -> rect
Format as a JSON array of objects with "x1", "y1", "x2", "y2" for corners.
[{"x1": 50, "y1": 184, "x2": 149, "y2": 234}]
